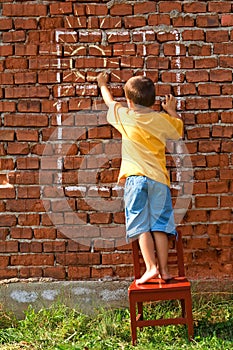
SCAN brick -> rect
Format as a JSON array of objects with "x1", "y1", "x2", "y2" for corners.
[
  {"x1": 87, "y1": 17, "x2": 99, "y2": 29},
  {"x1": 220, "y1": 196, "x2": 233, "y2": 208},
  {"x1": 212, "y1": 125, "x2": 233, "y2": 138},
  {"x1": 99, "y1": 17, "x2": 121, "y2": 29},
  {"x1": 50, "y1": 2, "x2": 72, "y2": 14},
  {"x1": 164, "y1": 43, "x2": 186, "y2": 56},
  {"x1": 79, "y1": 30, "x2": 102, "y2": 42},
  {"x1": 221, "y1": 141, "x2": 233, "y2": 153},
  {"x1": 5, "y1": 58, "x2": 27, "y2": 70},
  {"x1": 196, "y1": 15, "x2": 219, "y2": 27},
  {"x1": 110, "y1": 4, "x2": 132, "y2": 16},
  {"x1": 198, "y1": 84, "x2": 220, "y2": 96},
  {"x1": 182, "y1": 29, "x2": 205, "y2": 41},
  {"x1": 0, "y1": 256, "x2": 9, "y2": 268},
  {"x1": 14, "y1": 72, "x2": 37, "y2": 84},
  {"x1": 0, "y1": 214, "x2": 17, "y2": 227},
  {"x1": 7, "y1": 143, "x2": 29, "y2": 155},
  {"x1": 221, "y1": 112, "x2": 233, "y2": 123},
  {"x1": 159, "y1": 1, "x2": 182, "y2": 12},
  {"x1": 73, "y1": 4, "x2": 86, "y2": 16},
  {"x1": 107, "y1": 31, "x2": 130, "y2": 43},
  {"x1": 0, "y1": 158, "x2": 14, "y2": 170},
  {"x1": 4, "y1": 114, "x2": 48, "y2": 127},
  {"x1": 171, "y1": 57, "x2": 194, "y2": 69},
  {"x1": 195, "y1": 58, "x2": 218, "y2": 69},
  {"x1": 211, "y1": 97, "x2": 232, "y2": 109},
  {"x1": 5, "y1": 86, "x2": 49, "y2": 99},
  {"x1": 0, "y1": 101, "x2": 16, "y2": 112},
  {"x1": 18, "y1": 214, "x2": 40, "y2": 226},
  {"x1": 124, "y1": 16, "x2": 146, "y2": 29},
  {"x1": 43, "y1": 267, "x2": 66, "y2": 280},
  {"x1": 183, "y1": 2, "x2": 206, "y2": 12},
  {"x1": 184, "y1": 210, "x2": 208, "y2": 223},
  {"x1": 214, "y1": 43, "x2": 233, "y2": 55},
  {"x1": 11, "y1": 254, "x2": 54, "y2": 266},
  {"x1": 89, "y1": 213, "x2": 112, "y2": 224},
  {"x1": 16, "y1": 157, "x2": 39, "y2": 170},
  {"x1": 206, "y1": 155, "x2": 229, "y2": 168},
  {"x1": 16, "y1": 130, "x2": 38, "y2": 142},
  {"x1": 132, "y1": 30, "x2": 155, "y2": 42},
  {"x1": 20, "y1": 242, "x2": 42, "y2": 253},
  {"x1": 68, "y1": 267, "x2": 91, "y2": 279},
  {"x1": 186, "y1": 71, "x2": 209, "y2": 82},
  {"x1": 34, "y1": 228, "x2": 56, "y2": 240},
  {"x1": 208, "y1": 181, "x2": 229, "y2": 194},
  {"x1": 210, "y1": 69, "x2": 232, "y2": 82},
  {"x1": 3, "y1": 31, "x2": 26, "y2": 43},
  {"x1": 209, "y1": 210, "x2": 231, "y2": 222},
  {"x1": 0, "y1": 45, "x2": 13, "y2": 57},
  {"x1": 56, "y1": 252, "x2": 100, "y2": 266},
  {"x1": 0, "y1": 187, "x2": 16, "y2": 199},
  {"x1": 221, "y1": 14, "x2": 233, "y2": 26},
  {"x1": 14, "y1": 18, "x2": 37, "y2": 30},
  {"x1": 18, "y1": 186, "x2": 40, "y2": 199},
  {"x1": 196, "y1": 112, "x2": 219, "y2": 124},
  {"x1": 43, "y1": 241, "x2": 66, "y2": 252},
  {"x1": 186, "y1": 98, "x2": 209, "y2": 110},
  {"x1": 39, "y1": 17, "x2": 63, "y2": 29},
  {"x1": 220, "y1": 169, "x2": 233, "y2": 180},
  {"x1": 91, "y1": 267, "x2": 114, "y2": 279},
  {"x1": 206, "y1": 30, "x2": 229, "y2": 42},
  {"x1": 188, "y1": 44, "x2": 211, "y2": 56},
  {"x1": 195, "y1": 196, "x2": 218, "y2": 208},
  {"x1": 0, "y1": 269, "x2": 18, "y2": 279},
  {"x1": 146, "y1": 57, "x2": 169, "y2": 69},
  {"x1": 3, "y1": 4, "x2": 47, "y2": 17},
  {"x1": 0, "y1": 130, "x2": 14, "y2": 141},
  {"x1": 88, "y1": 45, "x2": 112, "y2": 57},
  {"x1": 0, "y1": 18, "x2": 13, "y2": 30},
  {"x1": 172, "y1": 16, "x2": 194, "y2": 27},
  {"x1": 64, "y1": 16, "x2": 87, "y2": 29},
  {"x1": 6, "y1": 199, "x2": 46, "y2": 213},
  {"x1": 134, "y1": 1, "x2": 156, "y2": 14},
  {"x1": 209, "y1": 2, "x2": 231, "y2": 13},
  {"x1": 86, "y1": 4, "x2": 108, "y2": 16}
]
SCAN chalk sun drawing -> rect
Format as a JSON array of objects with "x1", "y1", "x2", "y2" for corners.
[{"x1": 39, "y1": 27, "x2": 194, "y2": 248}]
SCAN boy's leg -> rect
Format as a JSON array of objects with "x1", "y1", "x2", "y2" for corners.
[
  {"x1": 136, "y1": 232, "x2": 160, "y2": 285},
  {"x1": 153, "y1": 231, "x2": 172, "y2": 281}
]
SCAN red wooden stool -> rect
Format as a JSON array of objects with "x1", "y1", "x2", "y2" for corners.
[{"x1": 128, "y1": 232, "x2": 194, "y2": 345}]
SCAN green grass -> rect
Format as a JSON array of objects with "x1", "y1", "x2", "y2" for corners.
[{"x1": 0, "y1": 293, "x2": 232, "y2": 349}]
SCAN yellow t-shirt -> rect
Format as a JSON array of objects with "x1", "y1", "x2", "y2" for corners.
[{"x1": 107, "y1": 102, "x2": 183, "y2": 187}]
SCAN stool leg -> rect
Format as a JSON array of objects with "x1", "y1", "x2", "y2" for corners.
[
  {"x1": 185, "y1": 295, "x2": 194, "y2": 340},
  {"x1": 129, "y1": 297, "x2": 138, "y2": 345}
]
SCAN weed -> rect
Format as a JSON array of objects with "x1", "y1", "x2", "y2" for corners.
[{"x1": 0, "y1": 293, "x2": 232, "y2": 349}]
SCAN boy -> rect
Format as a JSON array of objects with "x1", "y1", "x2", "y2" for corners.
[{"x1": 97, "y1": 73, "x2": 183, "y2": 284}]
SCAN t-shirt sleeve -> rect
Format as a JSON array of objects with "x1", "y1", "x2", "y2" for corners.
[
  {"x1": 107, "y1": 101, "x2": 128, "y2": 133},
  {"x1": 160, "y1": 112, "x2": 184, "y2": 140}
]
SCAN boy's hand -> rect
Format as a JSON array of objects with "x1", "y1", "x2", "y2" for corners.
[
  {"x1": 96, "y1": 72, "x2": 114, "y2": 107},
  {"x1": 162, "y1": 94, "x2": 179, "y2": 118},
  {"x1": 97, "y1": 72, "x2": 108, "y2": 88}
]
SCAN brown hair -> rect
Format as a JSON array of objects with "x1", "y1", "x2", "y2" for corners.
[{"x1": 124, "y1": 76, "x2": 155, "y2": 107}]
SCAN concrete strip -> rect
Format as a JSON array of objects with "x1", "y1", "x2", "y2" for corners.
[{"x1": 0, "y1": 279, "x2": 232, "y2": 319}]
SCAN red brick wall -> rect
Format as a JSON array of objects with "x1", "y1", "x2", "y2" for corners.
[{"x1": 0, "y1": 1, "x2": 232, "y2": 281}]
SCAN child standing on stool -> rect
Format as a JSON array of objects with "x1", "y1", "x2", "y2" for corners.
[{"x1": 97, "y1": 73, "x2": 183, "y2": 284}]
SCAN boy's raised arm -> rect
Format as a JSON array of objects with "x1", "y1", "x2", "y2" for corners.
[{"x1": 97, "y1": 72, "x2": 115, "y2": 107}]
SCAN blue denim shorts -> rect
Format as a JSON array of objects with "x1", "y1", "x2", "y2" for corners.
[{"x1": 124, "y1": 176, "x2": 177, "y2": 240}]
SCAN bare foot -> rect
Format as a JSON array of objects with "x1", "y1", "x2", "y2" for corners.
[
  {"x1": 160, "y1": 272, "x2": 172, "y2": 281},
  {"x1": 135, "y1": 267, "x2": 160, "y2": 285}
]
